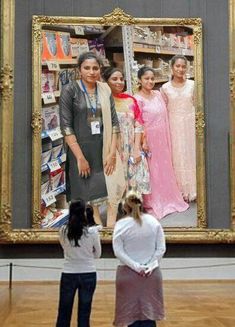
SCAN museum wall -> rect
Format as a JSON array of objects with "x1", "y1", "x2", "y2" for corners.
[{"x1": 1, "y1": 0, "x2": 234, "y2": 258}]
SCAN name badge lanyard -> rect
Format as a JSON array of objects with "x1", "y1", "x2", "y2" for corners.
[{"x1": 81, "y1": 80, "x2": 98, "y2": 118}]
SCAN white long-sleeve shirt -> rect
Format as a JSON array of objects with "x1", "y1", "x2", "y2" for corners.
[
  {"x1": 112, "y1": 214, "x2": 166, "y2": 273},
  {"x1": 59, "y1": 225, "x2": 101, "y2": 273}
]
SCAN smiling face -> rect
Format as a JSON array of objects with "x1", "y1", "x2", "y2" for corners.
[
  {"x1": 139, "y1": 70, "x2": 155, "y2": 92},
  {"x1": 172, "y1": 58, "x2": 187, "y2": 79},
  {"x1": 107, "y1": 71, "x2": 125, "y2": 95},
  {"x1": 79, "y1": 58, "x2": 100, "y2": 86}
]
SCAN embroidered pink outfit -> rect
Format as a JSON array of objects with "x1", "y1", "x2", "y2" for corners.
[
  {"x1": 113, "y1": 94, "x2": 150, "y2": 195},
  {"x1": 134, "y1": 91, "x2": 188, "y2": 219},
  {"x1": 161, "y1": 79, "x2": 196, "y2": 201}
]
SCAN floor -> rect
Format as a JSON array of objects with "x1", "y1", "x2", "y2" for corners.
[{"x1": 1, "y1": 280, "x2": 235, "y2": 326}]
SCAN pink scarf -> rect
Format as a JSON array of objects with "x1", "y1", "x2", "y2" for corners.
[{"x1": 113, "y1": 93, "x2": 144, "y2": 124}]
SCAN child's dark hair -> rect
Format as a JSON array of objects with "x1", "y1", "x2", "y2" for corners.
[
  {"x1": 86, "y1": 205, "x2": 97, "y2": 227},
  {"x1": 65, "y1": 199, "x2": 87, "y2": 247}
]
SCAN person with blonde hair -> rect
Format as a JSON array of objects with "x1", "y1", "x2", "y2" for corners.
[{"x1": 112, "y1": 191, "x2": 166, "y2": 327}]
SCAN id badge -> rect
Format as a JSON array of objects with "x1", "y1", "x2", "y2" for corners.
[{"x1": 91, "y1": 121, "x2": 101, "y2": 135}]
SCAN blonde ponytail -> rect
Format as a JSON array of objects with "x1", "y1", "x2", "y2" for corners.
[{"x1": 123, "y1": 191, "x2": 143, "y2": 224}]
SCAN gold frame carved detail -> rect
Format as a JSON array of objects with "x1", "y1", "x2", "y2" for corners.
[{"x1": 0, "y1": 1, "x2": 234, "y2": 243}]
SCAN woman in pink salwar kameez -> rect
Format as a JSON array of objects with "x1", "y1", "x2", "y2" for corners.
[
  {"x1": 161, "y1": 55, "x2": 196, "y2": 202},
  {"x1": 134, "y1": 67, "x2": 188, "y2": 219}
]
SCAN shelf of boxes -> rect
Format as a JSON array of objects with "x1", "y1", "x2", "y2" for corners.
[
  {"x1": 41, "y1": 184, "x2": 66, "y2": 207},
  {"x1": 133, "y1": 44, "x2": 194, "y2": 56},
  {"x1": 41, "y1": 59, "x2": 78, "y2": 66},
  {"x1": 41, "y1": 153, "x2": 66, "y2": 173}
]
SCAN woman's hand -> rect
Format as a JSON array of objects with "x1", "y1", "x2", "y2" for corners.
[
  {"x1": 133, "y1": 148, "x2": 142, "y2": 165},
  {"x1": 77, "y1": 157, "x2": 90, "y2": 178},
  {"x1": 104, "y1": 153, "x2": 116, "y2": 176},
  {"x1": 142, "y1": 142, "x2": 150, "y2": 153}
]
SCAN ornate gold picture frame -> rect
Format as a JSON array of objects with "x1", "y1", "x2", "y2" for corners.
[{"x1": 0, "y1": 0, "x2": 235, "y2": 243}]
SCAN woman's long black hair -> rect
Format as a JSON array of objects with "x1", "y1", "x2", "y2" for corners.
[{"x1": 65, "y1": 199, "x2": 87, "y2": 247}]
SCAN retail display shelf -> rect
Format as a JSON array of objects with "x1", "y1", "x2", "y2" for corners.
[
  {"x1": 41, "y1": 153, "x2": 66, "y2": 172},
  {"x1": 41, "y1": 184, "x2": 66, "y2": 207},
  {"x1": 133, "y1": 44, "x2": 194, "y2": 56},
  {"x1": 41, "y1": 128, "x2": 63, "y2": 140},
  {"x1": 41, "y1": 59, "x2": 78, "y2": 66},
  {"x1": 41, "y1": 208, "x2": 69, "y2": 228}
]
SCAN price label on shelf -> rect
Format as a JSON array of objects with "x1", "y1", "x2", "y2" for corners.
[
  {"x1": 47, "y1": 128, "x2": 63, "y2": 141},
  {"x1": 156, "y1": 46, "x2": 161, "y2": 53},
  {"x1": 42, "y1": 92, "x2": 56, "y2": 104},
  {"x1": 74, "y1": 26, "x2": 84, "y2": 35},
  {"x1": 46, "y1": 61, "x2": 60, "y2": 71},
  {"x1": 42, "y1": 192, "x2": 56, "y2": 207},
  {"x1": 48, "y1": 160, "x2": 61, "y2": 172},
  {"x1": 182, "y1": 49, "x2": 186, "y2": 55}
]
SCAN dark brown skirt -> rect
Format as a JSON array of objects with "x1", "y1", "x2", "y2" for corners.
[{"x1": 113, "y1": 265, "x2": 165, "y2": 326}]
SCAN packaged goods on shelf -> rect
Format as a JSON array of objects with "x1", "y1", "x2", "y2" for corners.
[
  {"x1": 41, "y1": 172, "x2": 50, "y2": 195},
  {"x1": 58, "y1": 67, "x2": 80, "y2": 89},
  {"x1": 50, "y1": 169, "x2": 65, "y2": 190},
  {"x1": 78, "y1": 38, "x2": 89, "y2": 55},
  {"x1": 66, "y1": 36, "x2": 89, "y2": 57},
  {"x1": 133, "y1": 26, "x2": 150, "y2": 44},
  {"x1": 70, "y1": 37, "x2": 80, "y2": 57},
  {"x1": 41, "y1": 70, "x2": 57, "y2": 93},
  {"x1": 42, "y1": 105, "x2": 60, "y2": 131},
  {"x1": 138, "y1": 58, "x2": 153, "y2": 68},
  {"x1": 89, "y1": 39, "x2": 106, "y2": 59},
  {"x1": 57, "y1": 32, "x2": 72, "y2": 60},
  {"x1": 161, "y1": 33, "x2": 172, "y2": 48},
  {"x1": 170, "y1": 34, "x2": 181, "y2": 48},
  {"x1": 42, "y1": 31, "x2": 57, "y2": 61},
  {"x1": 52, "y1": 139, "x2": 64, "y2": 159},
  {"x1": 187, "y1": 35, "x2": 194, "y2": 49},
  {"x1": 84, "y1": 25, "x2": 105, "y2": 34},
  {"x1": 41, "y1": 205, "x2": 69, "y2": 228},
  {"x1": 41, "y1": 148, "x2": 52, "y2": 166},
  {"x1": 41, "y1": 139, "x2": 52, "y2": 165}
]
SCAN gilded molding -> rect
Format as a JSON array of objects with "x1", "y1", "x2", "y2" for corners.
[
  {"x1": 31, "y1": 111, "x2": 42, "y2": 135},
  {"x1": 32, "y1": 22, "x2": 42, "y2": 44},
  {"x1": 0, "y1": 203, "x2": 12, "y2": 230},
  {"x1": 32, "y1": 15, "x2": 61, "y2": 26},
  {"x1": 99, "y1": 7, "x2": 136, "y2": 25},
  {"x1": 178, "y1": 18, "x2": 202, "y2": 26},
  {"x1": 0, "y1": 64, "x2": 13, "y2": 101},
  {"x1": 197, "y1": 205, "x2": 207, "y2": 229},
  {"x1": 195, "y1": 111, "x2": 205, "y2": 137},
  {"x1": 193, "y1": 26, "x2": 202, "y2": 45},
  {"x1": 230, "y1": 70, "x2": 235, "y2": 99},
  {"x1": 32, "y1": 210, "x2": 42, "y2": 229}
]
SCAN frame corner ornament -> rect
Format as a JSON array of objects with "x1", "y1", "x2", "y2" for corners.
[
  {"x1": 31, "y1": 111, "x2": 42, "y2": 135},
  {"x1": 99, "y1": 7, "x2": 136, "y2": 25},
  {"x1": 0, "y1": 64, "x2": 13, "y2": 101}
]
